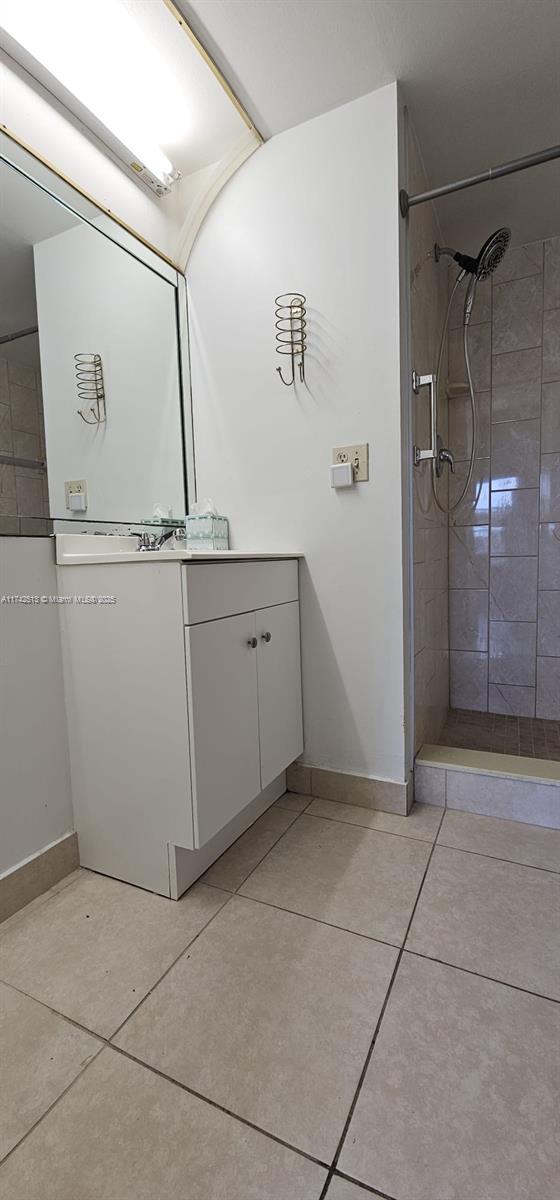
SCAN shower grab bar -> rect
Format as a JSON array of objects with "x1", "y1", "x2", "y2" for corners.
[{"x1": 412, "y1": 371, "x2": 437, "y2": 466}]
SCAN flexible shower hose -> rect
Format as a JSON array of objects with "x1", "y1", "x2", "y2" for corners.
[{"x1": 429, "y1": 270, "x2": 478, "y2": 514}]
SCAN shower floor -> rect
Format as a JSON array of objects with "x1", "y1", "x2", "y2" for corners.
[{"x1": 438, "y1": 708, "x2": 560, "y2": 761}]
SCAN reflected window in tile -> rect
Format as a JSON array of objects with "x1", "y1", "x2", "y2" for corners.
[
  {"x1": 490, "y1": 488, "x2": 539, "y2": 556},
  {"x1": 491, "y1": 418, "x2": 540, "y2": 491},
  {"x1": 489, "y1": 621, "x2": 536, "y2": 687},
  {"x1": 540, "y1": 452, "x2": 560, "y2": 522},
  {"x1": 489, "y1": 556, "x2": 538, "y2": 621}
]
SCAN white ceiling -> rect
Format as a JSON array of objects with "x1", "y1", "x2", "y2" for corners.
[{"x1": 182, "y1": 0, "x2": 560, "y2": 251}]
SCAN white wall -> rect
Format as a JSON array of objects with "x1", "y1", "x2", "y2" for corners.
[
  {"x1": 34, "y1": 224, "x2": 185, "y2": 525},
  {"x1": 188, "y1": 83, "x2": 407, "y2": 784},
  {"x1": 0, "y1": 538, "x2": 73, "y2": 874}
]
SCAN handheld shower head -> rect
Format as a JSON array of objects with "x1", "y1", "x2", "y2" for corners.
[
  {"x1": 474, "y1": 227, "x2": 511, "y2": 279},
  {"x1": 435, "y1": 227, "x2": 511, "y2": 325},
  {"x1": 435, "y1": 227, "x2": 511, "y2": 280}
]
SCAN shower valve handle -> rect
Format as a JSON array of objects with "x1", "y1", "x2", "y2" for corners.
[{"x1": 438, "y1": 445, "x2": 455, "y2": 474}]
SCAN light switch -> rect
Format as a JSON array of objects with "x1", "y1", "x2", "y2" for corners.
[{"x1": 332, "y1": 443, "x2": 369, "y2": 482}]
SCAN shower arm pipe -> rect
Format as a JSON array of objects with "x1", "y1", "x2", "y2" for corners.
[{"x1": 399, "y1": 142, "x2": 560, "y2": 217}]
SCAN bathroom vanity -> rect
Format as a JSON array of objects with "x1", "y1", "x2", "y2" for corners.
[{"x1": 57, "y1": 538, "x2": 303, "y2": 897}]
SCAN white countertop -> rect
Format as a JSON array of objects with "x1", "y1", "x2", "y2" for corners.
[{"x1": 55, "y1": 535, "x2": 303, "y2": 566}]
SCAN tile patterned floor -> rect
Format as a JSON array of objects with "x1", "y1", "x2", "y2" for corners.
[
  {"x1": 439, "y1": 706, "x2": 560, "y2": 759},
  {"x1": 1, "y1": 791, "x2": 559, "y2": 1199}
]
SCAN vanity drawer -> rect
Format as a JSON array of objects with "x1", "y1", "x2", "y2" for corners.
[{"x1": 182, "y1": 560, "x2": 298, "y2": 625}]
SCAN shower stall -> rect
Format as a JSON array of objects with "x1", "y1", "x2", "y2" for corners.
[{"x1": 407, "y1": 125, "x2": 560, "y2": 777}]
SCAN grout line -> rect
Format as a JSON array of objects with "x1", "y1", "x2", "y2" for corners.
[
  {"x1": 302, "y1": 808, "x2": 437, "y2": 845},
  {"x1": 0, "y1": 1033, "x2": 105, "y2": 1168},
  {"x1": 0, "y1": 977, "x2": 107, "y2": 1048},
  {"x1": 490, "y1": 338, "x2": 543, "y2": 358},
  {"x1": 403, "y1": 948, "x2": 560, "y2": 1007},
  {"x1": 108, "y1": 892, "x2": 235, "y2": 1042},
  {"x1": 0, "y1": 969, "x2": 331, "y2": 1176},
  {"x1": 107, "y1": 1041, "x2": 332, "y2": 1173},
  {"x1": 200, "y1": 805, "x2": 305, "y2": 895},
  {"x1": 317, "y1": 806, "x2": 447, "y2": 1199},
  {"x1": 331, "y1": 1172, "x2": 400, "y2": 1199},
  {"x1": 435, "y1": 837, "x2": 560, "y2": 875},
  {"x1": 225, "y1": 888, "x2": 403, "y2": 953}
]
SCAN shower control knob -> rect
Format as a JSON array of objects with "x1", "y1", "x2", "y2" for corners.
[{"x1": 436, "y1": 441, "x2": 455, "y2": 477}]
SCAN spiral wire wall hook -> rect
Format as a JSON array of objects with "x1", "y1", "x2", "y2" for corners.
[
  {"x1": 275, "y1": 294, "x2": 306, "y2": 385},
  {"x1": 75, "y1": 354, "x2": 106, "y2": 425}
]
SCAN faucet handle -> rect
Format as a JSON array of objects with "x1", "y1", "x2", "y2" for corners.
[{"x1": 437, "y1": 444, "x2": 455, "y2": 475}]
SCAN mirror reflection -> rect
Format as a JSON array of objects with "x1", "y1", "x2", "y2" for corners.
[{"x1": 0, "y1": 156, "x2": 186, "y2": 534}]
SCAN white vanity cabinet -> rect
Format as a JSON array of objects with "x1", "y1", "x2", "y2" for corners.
[
  {"x1": 186, "y1": 599, "x2": 302, "y2": 845},
  {"x1": 58, "y1": 554, "x2": 302, "y2": 897}
]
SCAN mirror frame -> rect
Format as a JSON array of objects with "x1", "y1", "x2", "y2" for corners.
[{"x1": 0, "y1": 132, "x2": 196, "y2": 526}]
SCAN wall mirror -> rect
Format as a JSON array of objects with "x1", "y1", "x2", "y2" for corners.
[{"x1": 0, "y1": 150, "x2": 188, "y2": 536}]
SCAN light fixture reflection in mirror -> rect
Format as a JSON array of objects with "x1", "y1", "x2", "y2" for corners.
[{"x1": 1, "y1": 0, "x2": 184, "y2": 192}]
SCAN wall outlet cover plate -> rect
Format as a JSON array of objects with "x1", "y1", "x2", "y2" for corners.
[
  {"x1": 332, "y1": 443, "x2": 369, "y2": 482},
  {"x1": 65, "y1": 479, "x2": 88, "y2": 511}
]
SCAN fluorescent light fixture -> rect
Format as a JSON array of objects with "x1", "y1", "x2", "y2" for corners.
[{"x1": 0, "y1": 0, "x2": 183, "y2": 195}]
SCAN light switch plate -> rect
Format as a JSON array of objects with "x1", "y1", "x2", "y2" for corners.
[{"x1": 332, "y1": 443, "x2": 369, "y2": 482}]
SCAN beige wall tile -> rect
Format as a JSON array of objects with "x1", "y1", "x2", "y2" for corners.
[
  {"x1": 310, "y1": 766, "x2": 408, "y2": 814},
  {"x1": 0, "y1": 833, "x2": 79, "y2": 925}
]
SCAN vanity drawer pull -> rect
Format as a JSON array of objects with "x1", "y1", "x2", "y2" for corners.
[
  {"x1": 247, "y1": 637, "x2": 258, "y2": 648},
  {"x1": 261, "y1": 631, "x2": 272, "y2": 642}
]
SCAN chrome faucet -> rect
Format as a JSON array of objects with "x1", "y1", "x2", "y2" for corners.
[{"x1": 135, "y1": 528, "x2": 183, "y2": 552}]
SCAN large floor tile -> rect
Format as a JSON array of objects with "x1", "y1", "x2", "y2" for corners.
[
  {"x1": 438, "y1": 808, "x2": 560, "y2": 872},
  {"x1": 115, "y1": 896, "x2": 396, "y2": 1161},
  {"x1": 0, "y1": 1048, "x2": 326, "y2": 1200},
  {"x1": 306, "y1": 798, "x2": 442, "y2": 842},
  {"x1": 0, "y1": 981, "x2": 99, "y2": 1161},
  {"x1": 339, "y1": 954, "x2": 560, "y2": 1200},
  {"x1": 407, "y1": 845, "x2": 560, "y2": 998},
  {"x1": 239, "y1": 815, "x2": 430, "y2": 944},
  {"x1": 0, "y1": 871, "x2": 229, "y2": 1037},
  {"x1": 201, "y1": 806, "x2": 298, "y2": 891}
]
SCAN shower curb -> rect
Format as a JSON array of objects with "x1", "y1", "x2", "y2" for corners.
[{"x1": 415, "y1": 746, "x2": 560, "y2": 830}]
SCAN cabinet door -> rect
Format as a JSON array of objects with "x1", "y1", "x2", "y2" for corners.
[
  {"x1": 257, "y1": 602, "x2": 303, "y2": 790},
  {"x1": 186, "y1": 612, "x2": 261, "y2": 847}
]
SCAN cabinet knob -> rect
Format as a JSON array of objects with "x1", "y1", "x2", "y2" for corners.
[
  {"x1": 247, "y1": 637, "x2": 258, "y2": 648},
  {"x1": 262, "y1": 631, "x2": 272, "y2": 642}
]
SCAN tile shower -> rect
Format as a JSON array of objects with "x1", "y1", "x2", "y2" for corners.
[
  {"x1": 448, "y1": 235, "x2": 560, "y2": 720},
  {"x1": 0, "y1": 357, "x2": 50, "y2": 536}
]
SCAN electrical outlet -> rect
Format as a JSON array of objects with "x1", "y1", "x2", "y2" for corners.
[
  {"x1": 332, "y1": 444, "x2": 369, "y2": 482},
  {"x1": 65, "y1": 479, "x2": 88, "y2": 512}
]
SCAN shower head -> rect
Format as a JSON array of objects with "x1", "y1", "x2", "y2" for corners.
[
  {"x1": 435, "y1": 227, "x2": 511, "y2": 280},
  {"x1": 474, "y1": 227, "x2": 511, "y2": 279}
]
